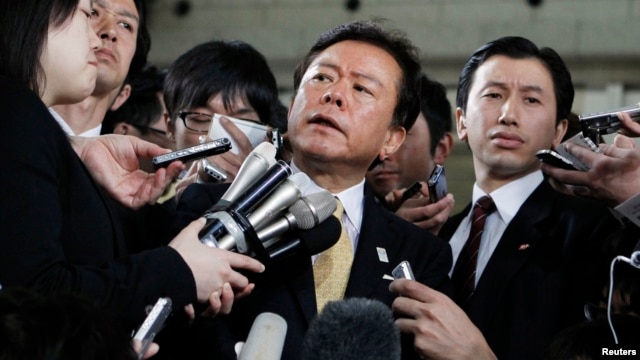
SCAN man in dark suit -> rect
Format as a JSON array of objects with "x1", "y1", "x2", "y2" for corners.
[
  {"x1": 169, "y1": 20, "x2": 452, "y2": 360},
  {"x1": 389, "y1": 36, "x2": 624, "y2": 360}
]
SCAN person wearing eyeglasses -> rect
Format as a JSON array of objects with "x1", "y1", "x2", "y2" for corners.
[{"x1": 163, "y1": 39, "x2": 287, "y2": 193}]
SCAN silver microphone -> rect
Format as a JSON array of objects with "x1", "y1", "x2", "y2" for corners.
[
  {"x1": 216, "y1": 172, "x2": 311, "y2": 251},
  {"x1": 219, "y1": 142, "x2": 277, "y2": 205},
  {"x1": 257, "y1": 191, "x2": 337, "y2": 247},
  {"x1": 237, "y1": 312, "x2": 288, "y2": 360}
]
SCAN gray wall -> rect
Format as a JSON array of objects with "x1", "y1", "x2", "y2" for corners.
[{"x1": 146, "y1": 0, "x2": 640, "y2": 210}]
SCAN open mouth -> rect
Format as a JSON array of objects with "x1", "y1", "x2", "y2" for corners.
[{"x1": 310, "y1": 115, "x2": 339, "y2": 130}]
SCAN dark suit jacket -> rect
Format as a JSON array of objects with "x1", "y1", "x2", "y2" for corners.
[
  {"x1": 167, "y1": 181, "x2": 452, "y2": 360},
  {"x1": 439, "y1": 180, "x2": 623, "y2": 360},
  {"x1": 0, "y1": 77, "x2": 196, "y2": 329}
]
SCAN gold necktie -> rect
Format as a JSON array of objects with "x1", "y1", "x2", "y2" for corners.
[{"x1": 313, "y1": 198, "x2": 353, "y2": 312}]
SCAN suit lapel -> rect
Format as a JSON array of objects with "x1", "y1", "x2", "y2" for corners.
[
  {"x1": 466, "y1": 182, "x2": 557, "y2": 330},
  {"x1": 285, "y1": 256, "x2": 318, "y2": 325}
]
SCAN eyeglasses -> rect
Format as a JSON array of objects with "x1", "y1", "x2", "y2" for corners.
[
  {"x1": 178, "y1": 111, "x2": 212, "y2": 133},
  {"x1": 133, "y1": 124, "x2": 167, "y2": 136}
]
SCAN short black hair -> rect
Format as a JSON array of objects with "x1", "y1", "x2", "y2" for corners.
[
  {"x1": 164, "y1": 40, "x2": 281, "y2": 129},
  {"x1": 456, "y1": 36, "x2": 574, "y2": 124},
  {"x1": 102, "y1": 65, "x2": 166, "y2": 135},
  {"x1": 419, "y1": 74, "x2": 452, "y2": 155},
  {"x1": 0, "y1": 0, "x2": 79, "y2": 94},
  {"x1": 293, "y1": 19, "x2": 422, "y2": 131},
  {"x1": 126, "y1": 0, "x2": 151, "y2": 81}
]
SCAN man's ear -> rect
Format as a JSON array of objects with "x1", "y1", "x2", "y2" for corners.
[
  {"x1": 164, "y1": 112, "x2": 176, "y2": 141},
  {"x1": 110, "y1": 84, "x2": 132, "y2": 111},
  {"x1": 552, "y1": 118, "x2": 569, "y2": 148},
  {"x1": 112, "y1": 122, "x2": 130, "y2": 135},
  {"x1": 456, "y1": 107, "x2": 468, "y2": 142},
  {"x1": 379, "y1": 126, "x2": 406, "y2": 161},
  {"x1": 434, "y1": 132, "x2": 455, "y2": 164}
]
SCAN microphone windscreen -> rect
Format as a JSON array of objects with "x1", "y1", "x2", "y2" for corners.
[
  {"x1": 290, "y1": 191, "x2": 337, "y2": 229},
  {"x1": 237, "y1": 312, "x2": 288, "y2": 360},
  {"x1": 298, "y1": 215, "x2": 341, "y2": 256},
  {"x1": 301, "y1": 298, "x2": 401, "y2": 360}
]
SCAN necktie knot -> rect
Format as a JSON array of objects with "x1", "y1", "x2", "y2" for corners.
[{"x1": 475, "y1": 195, "x2": 496, "y2": 215}]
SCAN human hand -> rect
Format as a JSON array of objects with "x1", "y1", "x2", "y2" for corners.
[
  {"x1": 208, "y1": 116, "x2": 263, "y2": 182},
  {"x1": 389, "y1": 279, "x2": 496, "y2": 360},
  {"x1": 131, "y1": 338, "x2": 159, "y2": 359},
  {"x1": 71, "y1": 134, "x2": 184, "y2": 209},
  {"x1": 541, "y1": 134, "x2": 640, "y2": 206},
  {"x1": 168, "y1": 218, "x2": 265, "y2": 310},
  {"x1": 385, "y1": 183, "x2": 455, "y2": 235},
  {"x1": 617, "y1": 105, "x2": 640, "y2": 137}
]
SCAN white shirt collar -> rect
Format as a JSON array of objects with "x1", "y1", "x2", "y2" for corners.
[
  {"x1": 471, "y1": 170, "x2": 543, "y2": 225},
  {"x1": 49, "y1": 108, "x2": 102, "y2": 137},
  {"x1": 290, "y1": 161, "x2": 365, "y2": 236}
]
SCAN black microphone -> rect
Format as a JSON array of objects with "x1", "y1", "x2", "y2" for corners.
[
  {"x1": 266, "y1": 214, "x2": 341, "y2": 260},
  {"x1": 301, "y1": 297, "x2": 401, "y2": 360},
  {"x1": 198, "y1": 160, "x2": 291, "y2": 248},
  {"x1": 236, "y1": 312, "x2": 288, "y2": 360}
]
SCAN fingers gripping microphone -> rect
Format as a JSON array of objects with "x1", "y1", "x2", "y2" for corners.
[
  {"x1": 215, "y1": 172, "x2": 312, "y2": 251},
  {"x1": 237, "y1": 312, "x2": 288, "y2": 360},
  {"x1": 198, "y1": 160, "x2": 291, "y2": 252},
  {"x1": 301, "y1": 298, "x2": 401, "y2": 360}
]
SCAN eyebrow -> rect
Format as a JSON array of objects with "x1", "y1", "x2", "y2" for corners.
[
  {"x1": 485, "y1": 80, "x2": 544, "y2": 94},
  {"x1": 93, "y1": 0, "x2": 140, "y2": 23},
  {"x1": 317, "y1": 62, "x2": 384, "y2": 88}
]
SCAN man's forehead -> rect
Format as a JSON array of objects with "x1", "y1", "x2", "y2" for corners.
[{"x1": 93, "y1": 0, "x2": 139, "y2": 22}]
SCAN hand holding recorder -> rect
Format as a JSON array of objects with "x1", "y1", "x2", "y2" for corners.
[{"x1": 384, "y1": 165, "x2": 455, "y2": 236}]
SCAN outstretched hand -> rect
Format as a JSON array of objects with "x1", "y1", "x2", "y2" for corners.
[
  {"x1": 70, "y1": 134, "x2": 184, "y2": 209},
  {"x1": 389, "y1": 279, "x2": 496, "y2": 360}
]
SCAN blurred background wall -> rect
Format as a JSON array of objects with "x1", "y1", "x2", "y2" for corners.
[{"x1": 145, "y1": 0, "x2": 640, "y2": 211}]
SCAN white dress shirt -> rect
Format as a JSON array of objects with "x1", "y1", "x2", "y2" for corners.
[
  {"x1": 290, "y1": 161, "x2": 364, "y2": 259},
  {"x1": 448, "y1": 171, "x2": 543, "y2": 284}
]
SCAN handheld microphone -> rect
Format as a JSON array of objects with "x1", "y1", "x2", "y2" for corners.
[
  {"x1": 257, "y1": 191, "x2": 337, "y2": 245},
  {"x1": 237, "y1": 312, "x2": 288, "y2": 360},
  {"x1": 301, "y1": 297, "x2": 401, "y2": 360},
  {"x1": 219, "y1": 142, "x2": 277, "y2": 206},
  {"x1": 215, "y1": 172, "x2": 311, "y2": 250},
  {"x1": 198, "y1": 160, "x2": 291, "y2": 248},
  {"x1": 266, "y1": 214, "x2": 340, "y2": 260}
]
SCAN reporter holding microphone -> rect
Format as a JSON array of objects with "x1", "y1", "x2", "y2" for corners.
[{"x1": 0, "y1": 1, "x2": 264, "y2": 355}]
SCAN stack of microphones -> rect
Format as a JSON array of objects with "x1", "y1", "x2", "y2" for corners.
[{"x1": 197, "y1": 142, "x2": 341, "y2": 263}]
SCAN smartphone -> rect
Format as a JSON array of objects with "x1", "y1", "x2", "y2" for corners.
[
  {"x1": 392, "y1": 260, "x2": 415, "y2": 280},
  {"x1": 427, "y1": 164, "x2": 447, "y2": 204},
  {"x1": 400, "y1": 181, "x2": 422, "y2": 203},
  {"x1": 152, "y1": 138, "x2": 231, "y2": 168},
  {"x1": 203, "y1": 160, "x2": 228, "y2": 182},
  {"x1": 536, "y1": 149, "x2": 581, "y2": 170},
  {"x1": 209, "y1": 114, "x2": 269, "y2": 155},
  {"x1": 132, "y1": 297, "x2": 172, "y2": 360}
]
